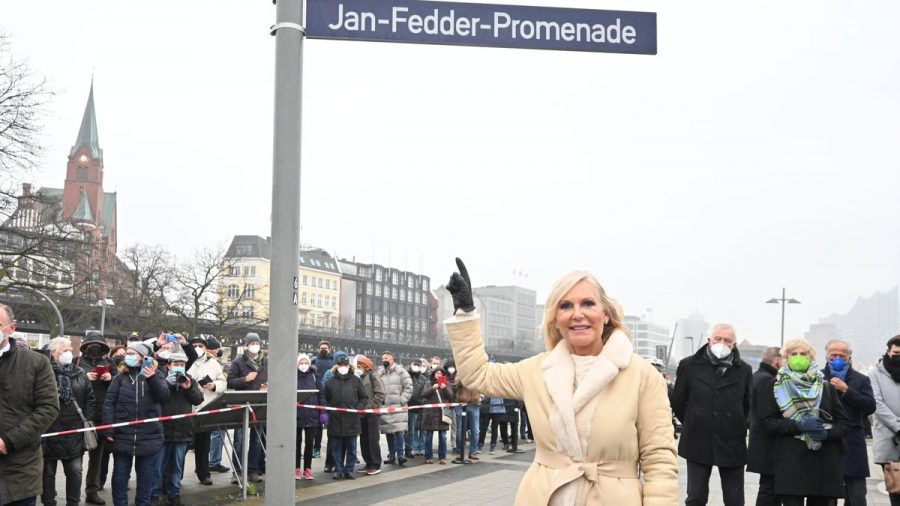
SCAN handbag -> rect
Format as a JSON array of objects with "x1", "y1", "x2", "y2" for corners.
[
  {"x1": 436, "y1": 389, "x2": 453, "y2": 426},
  {"x1": 885, "y1": 462, "x2": 900, "y2": 494},
  {"x1": 73, "y1": 399, "x2": 98, "y2": 451}
]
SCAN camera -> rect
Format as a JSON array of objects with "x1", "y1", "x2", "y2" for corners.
[
  {"x1": 166, "y1": 334, "x2": 178, "y2": 343},
  {"x1": 175, "y1": 372, "x2": 187, "y2": 383}
]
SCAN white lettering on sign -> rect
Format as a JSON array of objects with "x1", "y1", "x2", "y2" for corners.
[{"x1": 327, "y1": 2, "x2": 638, "y2": 44}]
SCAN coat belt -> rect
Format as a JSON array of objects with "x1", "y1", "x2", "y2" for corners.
[{"x1": 535, "y1": 446, "x2": 638, "y2": 505}]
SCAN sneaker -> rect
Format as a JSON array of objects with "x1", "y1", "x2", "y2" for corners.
[
  {"x1": 383, "y1": 457, "x2": 396, "y2": 465},
  {"x1": 248, "y1": 472, "x2": 264, "y2": 482},
  {"x1": 366, "y1": 467, "x2": 382, "y2": 475},
  {"x1": 312, "y1": 448, "x2": 320, "y2": 458},
  {"x1": 357, "y1": 466, "x2": 370, "y2": 473},
  {"x1": 198, "y1": 476, "x2": 213, "y2": 486},
  {"x1": 489, "y1": 447, "x2": 496, "y2": 455},
  {"x1": 469, "y1": 454, "x2": 479, "y2": 460},
  {"x1": 344, "y1": 473, "x2": 356, "y2": 480},
  {"x1": 210, "y1": 464, "x2": 231, "y2": 473},
  {"x1": 323, "y1": 467, "x2": 334, "y2": 473},
  {"x1": 332, "y1": 473, "x2": 342, "y2": 480},
  {"x1": 303, "y1": 468, "x2": 314, "y2": 480},
  {"x1": 295, "y1": 468, "x2": 303, "y2": 480},
  {"x1": 439, "y1": 459, "x2": 447, "y2": 465}
]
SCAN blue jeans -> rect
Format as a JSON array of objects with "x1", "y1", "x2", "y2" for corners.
[
  {"x1": 455, "y1": 405, "x2": 480, "y2": 454},
  {"x1": 112, "y1": 452, "x2": 159, "y2": 506},
  {"x1": 209, "y1": 429, "x2": 224, "y2": 467},
  {"x1": 331, "y1": 436, "x2": 358, "y2": 475},
  {"x1": 162, "y1": 442, "x2": 189, "y2": 498},
  {"x1": 233, "y1": 427, "x2": 265, "y2": 474},
  {"x1": 424, "y1": 430, "x2": 447, "y2": 460},
  {"x1": 406, "y1": 411, "x2": 423, "y2": 453},
  {"x1": 386, "y1": 431, "x2": 405, "y2": 459}
]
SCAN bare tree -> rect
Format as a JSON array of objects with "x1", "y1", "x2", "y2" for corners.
[{"x1": 109, "y1": 244, "x2": 175, "y2": 333}]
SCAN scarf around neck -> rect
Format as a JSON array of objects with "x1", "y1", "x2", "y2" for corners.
[
  {"x1": 774, "y1": 363, "x2": 824, "y2": 446},
  {"x1": 705, "y1": 345, "x2": 734, "y2": 377},
  {"x1": 883, "y1": 355, "x2": 900, "y2": 384},
  {"x1": 52, "y1": 362, "x2": 75, "y2": 405},
  {"x1": 245, "y1": 351, "x2": 262, "y2": 371}
]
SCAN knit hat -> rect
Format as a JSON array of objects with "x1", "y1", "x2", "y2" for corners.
[
  {"x1": 169, "y1": 350, "x2": 189, "y2": 363},
  {"x1": 244, "y1": 333, "x2": 261, "y2": 346},
  {"x1": 333, "y1": 351, "x2": 348, "y2": 364},
  {"x1": 205, "y1": 336, "x2": 222, "y2": 350},
  {"x1": 298, "y1": 353, "x2": 311, "y2": 365},
  {"x1": 355, "y1": 355, "x2": 373, "y2": 371},
  {"x1": 127, "y1": 342, "x2": 152, "y2": 358}
]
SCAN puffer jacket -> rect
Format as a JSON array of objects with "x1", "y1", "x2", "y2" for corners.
[
  {"x1": 160, "y1": 368, "x2": 204, "y2": 442},
  {"x1": 103, "y1": 366, "x2": 170, "y2": 456},
  {"x1": 187, "y1": 352, "x2": 227, "y2": 410},
  {"x1": 0, "y1": 340, "x2": 60, "y2": 504},
  {"x1": 297, "y1": 366, "x2": 324, "y2": 429},
  {"x1": 378, "y1": 364, "x2": 412, "y2": 433},
  {"x1": 77, "y1": 354, "x2": 117, "y2": 423},
  {"x1": 325, "y1": 367, "x2": 368, "y2": 437},
  {"x1": 42, "y1": 362, "x2": 95, "y2": 460},
  {"x1": 408, "y1": 368, "x2": 428, "y2": 406}
]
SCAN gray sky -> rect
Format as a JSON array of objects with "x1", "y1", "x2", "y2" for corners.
[{"x1": 3, "y1": 0, "x2": 900, "y2": 347}]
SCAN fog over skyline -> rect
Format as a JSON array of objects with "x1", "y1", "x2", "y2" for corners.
[{"x1": 3, "y1": 0, "x2": 900, "y2": 348}]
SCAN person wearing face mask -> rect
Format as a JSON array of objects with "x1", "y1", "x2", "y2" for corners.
[
  {"x1": 354, "y1": 355, "x2": 386, "y2": 475},
  {"x1": 156, "y1": 351, "x2": 202, "y2": 506},
  {"x1": 324, "y1": 355, "x2": 369, "y2": 479},
  {"x1": 870, "y1": 335, "x2": 900, "y2": 506},
  {"x1": 41, "y1": 337, "x2": 96, "y2": 506},
  {"x1": 377, "y1": 351, "x2": 412, "y2": 466},
  {"x1": 151, "y1": 332, "x2": 198, "y2": 373},
  {"x1": 226, "y1": 333, "x2": 269, "y2": 483},
  {"x1": 758, "y1": 339, "x2": 849, "y2": 505},
  {"x1": 77, "y1": 330, "x2": 117, "y2": 505},
  {"x1": 311, "y1": 341, "x2": 334, "y2": 459},
  {"x1": 405, "y1": 359, "x2": 428, "y2": 458},
  {"x1": 820, "y1": 339, "x2": 875, "y2": 506},
  {"x1": 103, "y1": 341, "x2": 170, "y2": 506},
  {"x1": 295, "y1": 353, "x2": 323, "y2": 480},
  {"x1": 187, "y1": 336, "x2": 228, "y2": 486},
  {"x1": 672, "y1": 323, "x2": 753, "y2": 506},
  {"x1": 746, "y1": 346, "x2": 784, "y2": 506}
]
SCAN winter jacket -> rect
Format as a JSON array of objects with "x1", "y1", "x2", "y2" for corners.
[
  {"x1": 822, "y1": 364, "x2": 876, "y2": 478},
  {"x1": 453, "y1": 378, "x2": 481, "y2": 405},
  {"x1": 420, "y1": 379, "x2": 454, "y2": 431},
  {"x1": 447, "y1": 316, "x2": 678, "y2": 506},
  {"x1": 759, "y1": 374, "x2": 850, "y2": 498},
  {"x1": 378, "y1": 364, "x2": 412, "y2": 433},
  {"x1": 312, "y1": 352, "x2": 333, "y2": 386},
  {"x1": 672, "y1": 344, "x2": 753, "y2": 467},
  {"x1": 0, "y1": 340, "x2": 60, "y2": 504},
  {"x1": 187, "y1": 352, "x2": 227, "y2": 410},
  {"x1": 746, "y1": 362, "x2": 778, "y2": 474},
  {"x1": 103, "y1": 366, "x2": 171, "y2": 456},
  {"x1": 408, "y1": 369, "x2": 428, "y2": 406},
  {"x1": 324, "y1": 368, "x2": 368, "y2": 437},
  {"x1": 360, "y1": 370, "x2": 386, "y2": 409},
  {"x1": 42, "y1": 363, "x2": 95, "y2": 461},
  {"x1": 870, "y1": 360, "x2": 900, "y2": 463},
  {"x1": 77, "y1": 354, "x2": 117, "y2": 423},
  {"x1": 297, "y1": 366, "x2": 324, "y2": 429},
  {"x1": 227, "y1": 353, "x2": 268, "y2": 391},
  {"x1": 160, "y1": 369, "x2": 204, "y2": 442}
]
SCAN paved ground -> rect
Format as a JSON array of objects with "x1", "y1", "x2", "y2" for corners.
[{"x1": 48, "y1": 435, "x2": 894, "y2": 505}]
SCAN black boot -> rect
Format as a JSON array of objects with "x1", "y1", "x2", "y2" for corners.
[{"x1": 85, "y1": 493, "x2": 106, "y2": 505}]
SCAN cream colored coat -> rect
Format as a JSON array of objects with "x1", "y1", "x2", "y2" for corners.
[{"x1": 446, "y1": 315, "x2": 678, "y2": 505}]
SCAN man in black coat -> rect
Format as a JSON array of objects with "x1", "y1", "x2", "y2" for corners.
[
  {"x1": 822, "y1": 339, "x2": 876, "y2": 506},
  {"x1": 672, "y1": 323, "x2": 753, "y2": 506},
  {"x1": 747, "y1": 346, "x2": 783, "y2": 506},
  {"x1": 311, "y1": 340, "x2": 334, "y2": 458},
  {"x1": 78, "y1": 330, "x2": 117, "y2": 505},
  {"x1": 226, "y1": 333, "x2": 269, "y2": 482}
]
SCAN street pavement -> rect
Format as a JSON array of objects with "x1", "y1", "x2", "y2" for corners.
[{"x1": 49, "y1": 436, "x2": 894, "y2": 505}]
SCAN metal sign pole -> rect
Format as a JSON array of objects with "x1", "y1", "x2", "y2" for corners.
[
  {"x1": 242, "y1": 406, "x2": 250, "y2": 500},
  {"x1": 266, "y1": 0, "x2": 304, "y2": 503}
]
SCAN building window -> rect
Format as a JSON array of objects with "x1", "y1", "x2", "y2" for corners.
[
  {"x1": 242, "y1": 308, "x2": 254, "y2": 319},
  {"x1": 423, "y1": 278, "x2": 429, "y2": 290},
  {"x1": 365, "y1": 329, "x2": 372, "y2": 338},
  {"x1": 302, "y1": 275, "x2": 308, "y2": 285},
  {"x1": 366, "y1": 314, "x2": 372, "y2": 326},
  {"x1": 317, "y1": 278, "x2": 323, "y2": 288},
  {"x1": 317, "y1": 314, "x2": 325, "y2": 326},
  {"x1": 375, "y1": 268, "x2": 382, "y2": 281},
  {"x1": 400, "y1": 289, "x2": 406, "y2": 301},
  {"x1": 392, "y1": 272, "x2": 399, "y2": 285},
  {"x1": 243, "y1": 266, "x2": 256, "y2": 277},
  {"x1": 375, "y1": 284, "x2": 382, "y2": 297},
  {"x1": 76, "y1": 165, "x2": 88, "y2": 181},
  {"x1": 229, "y1": 266, "x2": 240, "y2": 277},
  {"x1": 391, "y1": 316, "x2": 398, "y2": 329},
  {"x1": 391, "y1": 287, "x2": 398, "y2": 300},
  {"x1": 408, "y1": 277, "x2": 414, "y2": 288},
  {"x1": 366, "y1": 282, "x2": 373, "y2": 295},
  {"x1": 374, "y1": 330, "x2": 381, "y2": 339},
  {"x1": 374, "y1": 315, "x2": 381, "y2": 327},
  {"x1": 227, "y1": 284, "x2": 239, "y2": 298},
  {"x1": 244, "y1": 285, "x2": 256, "y2": 298},
  {"x1": 332, "y1": 296, "x2": 337, "y2": 309}
]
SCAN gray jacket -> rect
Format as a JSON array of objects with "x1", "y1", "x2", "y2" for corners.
[
  {"x1": 869, "y1": 360, "x2": 900, "y2": 463},
  {"x1": 378, "y1": 364, "x2": 412, "y2": 433}
]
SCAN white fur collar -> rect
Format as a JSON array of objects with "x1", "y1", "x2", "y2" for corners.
[{"x1": 541, "y1": 330, "x2": 632, "y2": 462}]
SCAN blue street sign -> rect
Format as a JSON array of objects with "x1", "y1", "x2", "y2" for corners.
[{"x1": 306, "y1": 0, "x2": 656, "y2": 55}]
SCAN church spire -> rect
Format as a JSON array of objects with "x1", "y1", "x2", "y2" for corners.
[{"x1": 69, "y1": 79, "x2": 102, "y2": 160}]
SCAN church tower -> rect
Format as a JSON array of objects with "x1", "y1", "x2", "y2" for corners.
[{"x1": 62, "y1": 80, "x2": 105, "y2": 226}]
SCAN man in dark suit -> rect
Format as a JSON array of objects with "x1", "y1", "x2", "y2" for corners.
[{"x1": 746, "y1": 346, "x2": 783, "y2": 506}]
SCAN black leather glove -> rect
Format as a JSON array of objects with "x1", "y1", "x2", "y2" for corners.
[{"x1": 447, "y1": 257, "x2": 476, "y2": 312}]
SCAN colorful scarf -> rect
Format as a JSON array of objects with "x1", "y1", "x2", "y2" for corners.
[
  {"x1": 773, "y1": 363, "x2": 823, "y2": 446},
  {"x1": 245, "y1": 351, "x2": 262, "y2": 372}
]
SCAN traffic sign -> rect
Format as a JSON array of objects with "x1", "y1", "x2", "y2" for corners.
[{"x1": 306, "y1": 0, "x2": 657, "y2": 54}]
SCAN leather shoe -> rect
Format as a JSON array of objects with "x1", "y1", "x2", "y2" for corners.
[
  {"x1": 86, "y1": 493, "x2": 106, "y2": 505},
  {"x1": 198, "y1": 476, "x2": 213, "y2": 486},
  {"x1": 210, "y1": 464, "x2": 231, "y2": 473}
]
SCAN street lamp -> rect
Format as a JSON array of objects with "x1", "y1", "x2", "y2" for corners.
[
  {"x1": 98, "y1": 287, "x2": 115, "y2": 335},
  {"x1": 766, "y1": 288, "x2": 801, "y2": 347}
]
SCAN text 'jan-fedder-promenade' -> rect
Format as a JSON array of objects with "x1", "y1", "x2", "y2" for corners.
[{"x1": 306, "y1": 0, "x2": 657, "y2": 54}]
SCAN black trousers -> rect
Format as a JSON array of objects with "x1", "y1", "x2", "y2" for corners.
[
  {"x1": 193, "y1": 431, "x2": 211, "y2": 480},
  {"x1": 755, "y1": 474, "x2": 778, "y2": 506},
  {"x1": 843, "y1": 476, "x2": 866, "y2": 506},
  {"x1": 479, "y1": 413, "x2": 507, "y2": 449},
  {"x1": 685, "y1": 460, "x2": 744, "y2": 506},
  {"x1": 83, "y1": 438, "x2": 107, "y2": 495},
  {"x1": 42, "y1": 456, "x2": 83, "y2": 506},
  {"x1": 358, "y1": 414, "x2": 382, "y2": 468},
  {"x1": 295, "y1": 426, "x2": 315, "y2": 470},
  {"x1": 780, "y1": 497, "x2": 831, "y2": 506},
  {"x1": 313, "y1": 425, "x2": 323, "y2": 451}
]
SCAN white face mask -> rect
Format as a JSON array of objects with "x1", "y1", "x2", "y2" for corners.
[
  {"x1": 337, "y1": 366, "x2": 350, "y2": 376},
  {"x1": 194, "y1": 347, "x2": 205, "y2": 357},
  {"x1": 248, "y1": 344, "x2": 261, "y2": 355},
  {"x1": 710, "y1": 343, "x2": 732, "y2": 359},
  {"x1": 298, "y1": 363, "x2": 309, "y2": 373},
  {"x1": 59, "y1": 351, "x2": 74, "y2": 365},
  {"x1": 411, "y1": 366, "x2": 420, "y2": 373},
  {"x1": 354, "y1": 369, "x2": 363, "y2": 377},
  {"x1": 447, "y1": 367, "x2": 456, "y2": 374}
]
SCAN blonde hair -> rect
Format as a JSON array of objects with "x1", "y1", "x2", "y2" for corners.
[
  {"x1": 542, "y1": 271, "x2": 627, "y2": 351},
  {"x1": 782, "y1": 339, "x2": 816, "y2": 361}
]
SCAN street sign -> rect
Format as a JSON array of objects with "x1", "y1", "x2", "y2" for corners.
[{"x1": 306, "y1": 0, "x2": 656, "y2": 54}]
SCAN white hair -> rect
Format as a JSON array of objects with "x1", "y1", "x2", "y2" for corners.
[
  {"x1": 48, "y1": 336, "x2": 71, "y2": 354},
  {"x1": 709, "y1": 323, "x2": 736, "y2": 340}
]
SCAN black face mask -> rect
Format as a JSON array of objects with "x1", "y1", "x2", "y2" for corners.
[
  {"x1": 319, "y1": 349, "x2": 328, "y2": 358},
  {"x1": 113, "y1": 356, "x2": 124, "y2": 365},
  {"x1": 890, "y1": 355, "x2": 900, "y2": 365},
  {"x1": 383, "y1": 360, "x2": 391, "y2": 369}
]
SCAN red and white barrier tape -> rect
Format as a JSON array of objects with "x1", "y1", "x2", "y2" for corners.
[
  {"x1": 41, "y1": 405, "x2": 248, "y2": 439},
  {"x1": 296, "y1": 402, "x2": 463, "y2": 414}
]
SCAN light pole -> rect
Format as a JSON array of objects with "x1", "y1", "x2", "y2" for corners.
[
  {"x1": 766, "y1": 288, "x2": 801, "y2": 347},
  {"x1": 98, "y1": 287, "x2": 114, "y2": 335},
  {"x1": 685, "y1": 336, "x2": 695, "y2": 355}
]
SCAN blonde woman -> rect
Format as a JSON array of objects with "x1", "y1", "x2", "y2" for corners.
[{"x1": 445, "y1": 259, "x2": 677, "y2": 505}]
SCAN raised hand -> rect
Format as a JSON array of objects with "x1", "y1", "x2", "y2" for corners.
[{"x1": 447, "y1": 257, "x2": 475, "y2": 312}]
